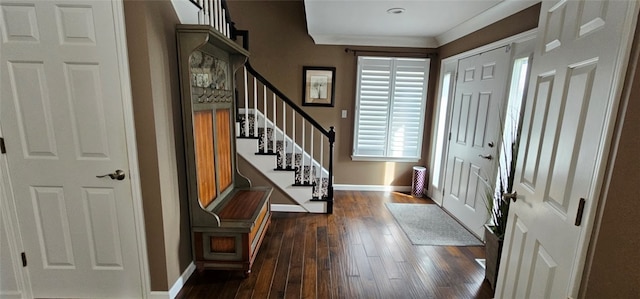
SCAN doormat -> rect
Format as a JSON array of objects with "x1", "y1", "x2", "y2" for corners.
[{"x1": 385, "y1": 203, "x2": 483, "y2": 246}]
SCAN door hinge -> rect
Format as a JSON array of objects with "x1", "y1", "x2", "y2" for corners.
[
  {"x1": 0, "y1": 137, "x2": 5, "y2": 154},
  {"x1": 448, "y1": 132, "x2": 451, "y2": 141},
  {"x1": 575, "y1": 198, "x2": 586, "y2": 226},
  {"x1": 21, "y1": 252, "x2": 27, "y2": 267}
]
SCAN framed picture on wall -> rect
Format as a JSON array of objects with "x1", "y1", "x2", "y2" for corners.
[{"x1": 302, "y1": 66, "x2": 336, "y2": 107}]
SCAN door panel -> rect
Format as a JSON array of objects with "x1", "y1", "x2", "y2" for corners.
[
  {"x1": 495, "y1": 1, "x2": 638, "y2": 297},
  {"x1": 443, "y1": 46, "x2": 511, "y2": 238},
  {"x1": 0, "y1": 0, "x2": 142, "y2": 297}
]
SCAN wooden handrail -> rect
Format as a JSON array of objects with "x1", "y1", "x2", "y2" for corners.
[
  {"x1": 188, "y1": 0, "x2": 202, "y2": 9},
  {"x1": 244, "y1": 62, "x2": 331, "y2": 138}
]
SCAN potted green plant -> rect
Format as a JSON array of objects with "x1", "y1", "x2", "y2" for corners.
[
  {"x1": 483, "y1": 106, "x2": 522, "y2": 291},
  {"x1": 483, "y1": 140, "x2": 517, "y2": 291}
]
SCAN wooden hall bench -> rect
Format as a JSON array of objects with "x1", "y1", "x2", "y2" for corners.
[{"x1": 176, "y1": 25, "x2": 272, "y2": 276}]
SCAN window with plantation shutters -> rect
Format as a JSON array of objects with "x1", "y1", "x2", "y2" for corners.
[{"x1": 352, "y1": 56, "x2": 430, "y2": 161}]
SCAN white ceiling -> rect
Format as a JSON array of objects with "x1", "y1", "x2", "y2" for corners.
[{"x1": 304, "y1": 0, "x2": 539, "y2": 48}]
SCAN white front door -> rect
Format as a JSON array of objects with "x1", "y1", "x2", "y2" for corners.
[
  {"x1": 442, "y1": 46, "x2": 511, "y2": 238},
  {"x1": 0, "y1": 0, "x2": 143, "y2": 297},
  {"x1": 495, "y1": 0, "x2": 638, "y2": 298}
]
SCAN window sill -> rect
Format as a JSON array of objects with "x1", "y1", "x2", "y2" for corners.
[{"x1": 351, "y1": 155, "x2": 421, "y2": 163}]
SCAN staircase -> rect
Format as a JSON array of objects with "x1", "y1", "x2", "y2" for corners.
[{"x1": 172, "y1": 0, "x2": 335, "y2": 213}]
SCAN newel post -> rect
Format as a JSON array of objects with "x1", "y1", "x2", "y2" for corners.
[{"x1": 327, "y1": 126, "x2": 335, "y2": 214}]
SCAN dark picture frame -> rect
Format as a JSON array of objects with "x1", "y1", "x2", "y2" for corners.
[{"x1": 302, "y1": 66, "x2": 336, "y2": 107}]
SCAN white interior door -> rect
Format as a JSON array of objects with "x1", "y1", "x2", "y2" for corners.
[
  {"x1": 495, "y1": 0, "x2": 638, "y2": 298},
  {"x1": 0, "y1": 0, "x2": 142, "y2": 297},
  {"x1": 442, "y1": 46, "x2": 511, "y2": 238}
]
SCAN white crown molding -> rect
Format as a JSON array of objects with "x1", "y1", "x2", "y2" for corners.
[
  {"x1": 310, "y1": 34, "x2": 438, "y2": 48},
  {"x1": 436, "y1": 0, "x2": 540, "y2": 46}
]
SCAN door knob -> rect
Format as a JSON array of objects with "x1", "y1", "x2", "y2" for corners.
[
  {"x1": 97, "y1": 169, "x2": 126, "y2": 181},
  {"x1": 478, "y1": 154, "x2": 493, "y2": 160},
  {"x1": 503, "y1": 191, "x2": 518, "y2": 202},
  {"x1": 488, "y1": 142, "x2": 495, "y2": 148}
]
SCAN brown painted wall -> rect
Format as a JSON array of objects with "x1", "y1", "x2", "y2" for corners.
[
  {"x1": 124, "y1": 0, "x2": 191, "y2": 291},
  {"x1": 582, "y1": 14, "x2": 640, "y2": 298},
  {"x1": 227, "y1": 0, "x2": 437, "y2": 191},
  {"x1": 438, "y1": 3, "x2": 541, "y2": 59}
]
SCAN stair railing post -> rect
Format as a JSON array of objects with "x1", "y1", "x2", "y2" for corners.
[{"x1": 328, "y1": 126, "x2": 335, "y2": 214}]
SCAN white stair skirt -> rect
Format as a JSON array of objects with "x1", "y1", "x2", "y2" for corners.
[{"x1": 237, "y1": 138, "x2": 326, "y2": 213}]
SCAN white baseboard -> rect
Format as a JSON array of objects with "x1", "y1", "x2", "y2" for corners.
[
  {"x1": 271, "y1": 204, "x2": 307, "y2": 212},
  {"x1": 147, "y1": 291, "x2": 169, "y2": 299},
  {"x1": 0, "y1": 291, "x2": 22, "y2": 299},
  {"x1": 147, "y1": 261, "x2": 195, "y2": 299},
  {"x1": 333, "y1": 184, "x2": 412, "y2": 192}
]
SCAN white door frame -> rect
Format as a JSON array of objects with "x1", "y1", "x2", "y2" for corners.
[
  {"x1": 429, "y1": 29, "x2": 537, "y2": 206},
  {"x1": 0, "y1": 0, "x2": 151, "y2": 297}
]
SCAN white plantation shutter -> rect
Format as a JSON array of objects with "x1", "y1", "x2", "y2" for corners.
[{"x1": 353, "y1": 57, "x2": 429, "y2": 160}]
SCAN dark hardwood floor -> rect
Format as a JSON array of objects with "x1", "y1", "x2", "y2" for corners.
[{"x1": 176, "y1": 190, "x2": 494, "y2": 298}]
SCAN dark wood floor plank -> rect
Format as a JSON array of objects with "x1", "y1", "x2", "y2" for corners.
[
  {"x1": 301, "y1": 218, "x2": 317, "y2": 298},
  {"x1": 175, "y1": 191, "x2": 494, "y2": 299},
  {"x1": 283, "y1": 217, "x2": 306, "y2": 299},
  {"x1": 251, "y1": 231, "x2": 283, "y2": 299},
  {"x1": 269, "y1": 216, "x2": 296, "y2": 299}
]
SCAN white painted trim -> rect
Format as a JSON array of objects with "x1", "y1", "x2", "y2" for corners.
[
  {"x1": 441, "y1": 29, "x2": 537, "y2": 63},
  {"x1": 333, "y1": 184, "x2": 412, "y2": 192},
  {"x1": 271, "y1": 204, "x2": 307, "y2": 213},
  {"x1": 112, "y1": 1, "x2": 151, "y2": 298},
  {"x1": 436, "y1": 0, "x2": 540, "y2": 46},
  {"x1": 310, "y1": 34, "x2": 436, "y2": 48},
  {"x1": 168, "y1": 262, "x2": 196, "y2": 299},
  {"x1": 147, "y1": 291, "x2": 169, "y2": 299},
  {"x1": 0, "y1": 291, "x2": 22, "y2": 299}
]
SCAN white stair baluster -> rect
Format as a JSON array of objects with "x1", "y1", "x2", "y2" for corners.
[
  {"x1": 202, "y1": 0, "x2": 208, "y2": 25},
  {"x1": 197, "y1": 0, "x2": 204, "y2": 24},
  {"x1": 292, "y1": 110, "x2": 296, "y2": 169},
  {"x1": 310, "y1": 129, "x2": 314, "y2": 184},
  {"x1": 301, "y1": 120, "x2": 305, "y2": 184},
  {"x1": 253, "y1": 77, "x2": 257, "y2": 138},
  {"x1": 272, "y1": 93, "x2": 276, "y2": 153},
  {"x1": 222, "y1": 8, "x2": 227, "y2": 36},
  {"x1": 263, "y1": 84, "x2": 267, "y2": 153},
  {"x1": 243, "y1": 67, "x2": 248, "y2": 137},
  {"x1": 282, "y1": 101, "x2": 286, "y2": 169},
  {"x1": 319, "y1": 136, "x2": 324, "y2": 198},
  {"x1": 217, "y1": 0, "x2": 223, "y2": 33},
  {"x1": 208, "y1": 0, "x2": 214, "y2": 27},
  {"x1": 212, "y1": 0, "x2": 219, "y2": 31}
]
